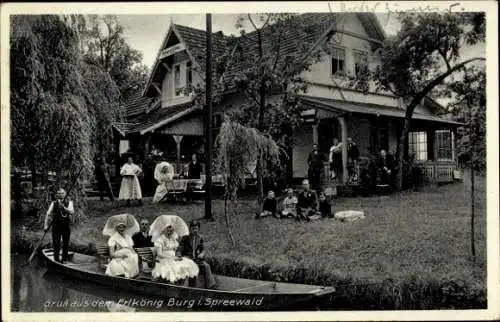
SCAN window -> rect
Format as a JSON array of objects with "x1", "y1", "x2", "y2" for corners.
[
  {"x1": 353, "y1": 50, "x2": 368, "y2": 76},
  {"x1": 408, "y1": 131, "x2": 428, "y2": 161},
  {"x1": 186, "y1": 61, "x2": 192, "y2": 90},
  {"x1": 435, "y1": 130, "x2": 453, "y2": 161},
  {"x1": 370, "y1": 119, "x2": 389, "y2": 154},
  {"x1": 331, "y1": 47, "x2": 345, "y2": 75},
  {"x1": 173, "y1": 64, "x2": 181, "y2": 96}
]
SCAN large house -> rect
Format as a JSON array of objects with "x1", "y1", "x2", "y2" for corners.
[{"x1": 113, "y1": 13, "x2": 460, "y2": 186}]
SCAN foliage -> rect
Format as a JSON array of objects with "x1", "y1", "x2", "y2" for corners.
[
  {"x1": 9, "y1": 15, "x2": 123, "y2": 221},
  {"x1": 447, "y1": 66, "x2": 486, "y2": 173},
  {"x1": 339, "y1": 12, "x2": 485, "y2": 190},
  {"x1": 82, "y1": 15, "x2": 149, "y2": 101},
  {"x1": 213, "y1": 116, "x2": 281, "y2": 245}
]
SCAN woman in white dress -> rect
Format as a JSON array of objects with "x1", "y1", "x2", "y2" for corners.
[
  {"x1": 119, "y1": 156, "x2": 143, "y2": 207},
  {"x1": 149, "y1": 215, "x2": 199, "y2": 284},
  {"x1": 152, "y1": 162, "x2": 175, "y2": 203},
  {"x1": 102, "y1": 213, "x2": 140, "y2": 278},
  {"x1": 329, "y1": 138, "x2": 343, "y2": 180}
]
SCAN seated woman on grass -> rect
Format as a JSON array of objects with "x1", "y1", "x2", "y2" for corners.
[
  {"x1": 281, "y1": 188, "x2": 298, "y2": 218},
  {"x1": 149, "y1": 215, "x2": 199, "y2": 284},
  {"x1": 297, "y1": 179, "x2": 322, "y2": 221},
  {"x1": 318, "y1": 191, "x2": 333, "y2": 218},
  {"x1": 255, "y1": 190, "x2": 277, "y2": 219},
  {"x1": 102, "y1": 213, "x2": 140, "y2": 278}
]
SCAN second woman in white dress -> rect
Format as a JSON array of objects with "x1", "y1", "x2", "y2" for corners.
[{"x1": 149, "y1": 215, "x2": 199, "y2": 284}]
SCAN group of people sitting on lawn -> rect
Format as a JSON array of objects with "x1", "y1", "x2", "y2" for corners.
[
  {"x1": 102, "y1": 213, "x2": 216, "y2": 289},
  {"x1": 255, "y1": 179, "x2": 333, "y2": 221}
]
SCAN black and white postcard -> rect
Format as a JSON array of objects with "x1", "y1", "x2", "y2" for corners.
[{"x1": 1, "y1": 1, "x2": 498, "y2": 321}]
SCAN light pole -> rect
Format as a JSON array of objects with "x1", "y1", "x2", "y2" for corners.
[{"x1": 204, "y1": 13, "x2": 214, "y2": 220}]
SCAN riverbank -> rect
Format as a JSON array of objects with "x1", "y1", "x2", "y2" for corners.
[{"x1": 11, "y1": 175, "x2": 487, "y2": 309}]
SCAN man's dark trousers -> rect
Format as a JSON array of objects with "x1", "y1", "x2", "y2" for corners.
[{"x1": 52, "y1": 223, "x2": 70, "y2": 262}]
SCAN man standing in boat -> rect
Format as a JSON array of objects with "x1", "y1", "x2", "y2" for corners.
[
  {"x1": 177, "y1": 221, "x2": 216, "y2": 289},
  {"x1": 44, "y1": 188, "x2": 74, "y2": 263}
]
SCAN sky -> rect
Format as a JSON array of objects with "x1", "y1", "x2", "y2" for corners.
[
  {"x1": 117, "y1": 13, "x2": 401, "y2": 69},
  {"x1": 117, "y1": 13, "x2": 484, "y2": 71}
]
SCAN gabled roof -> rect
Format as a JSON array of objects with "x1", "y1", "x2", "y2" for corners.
[
  {"x1": 144, "y1": 13, "x2": 386, "y2": 97},
  {"x1": 122, "y1": 89, "x2": 159, "y2": 117},
  {"x1": 114, "y1": 100, "x2": 199, "y2": 136}
]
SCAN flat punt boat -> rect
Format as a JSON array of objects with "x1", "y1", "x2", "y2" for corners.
[{"x1": 42, "y1": 248, "x2": 335, "y2": 311}]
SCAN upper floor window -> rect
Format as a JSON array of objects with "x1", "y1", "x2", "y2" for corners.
[
  {"x1": 331, "y1": 47, "x2": 345, "y2": 75},
  {"x1": 174, "y1": 64, "x2": 182, "y2": 96},
  {"x1": 186, "y1": 61, "x2": 192, "y2": 90},
  {"x1": 353, "y1": 50, "x2": 368, "y2": 76}
]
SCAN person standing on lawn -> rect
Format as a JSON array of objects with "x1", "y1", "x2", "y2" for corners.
[
  {"x1": 95, "y1": 156, "x2": 115, "y2": 201},
  {"x1": 177, "y1": 220, "x2": 216, "y2": 289},
  {"x1": 119, "y1": 155, "x2": 143, "y2": 207},
  {"x1": 187, "y1": 153, "x2": 202, "y2": 179},
  {"x1": 44, "y1": 188, "x2": 74, "y2": 263},
  {"x1": 307, "y1": 144, "x2": 324, "y2": 191},
  {"x1": 297, "y1": 179, "x2": 321, "y2": 221}
]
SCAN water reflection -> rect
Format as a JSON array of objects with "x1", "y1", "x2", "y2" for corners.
[{"x1": 10, "y1": 255, "x2": 172, "y2": 312}]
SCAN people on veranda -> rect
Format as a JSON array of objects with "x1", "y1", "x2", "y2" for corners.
[
  {"x1": 149, "y1": 215, "x2": 199, "y2": 284},
  {"x1": 307, "y1": 144, "x2": 324, "y2": 191},
  {"x1": 297, "y1": 179, "x2": 322, "y2": 221},
  {"x1": 329, "y1": 138, "x2": 342, "y2": 180},
  {"x1": 44, "y1": 188, "x2": 74, "y2": 263},
  {"x1": 377, "y1": 149, "x2": 396, "y2": 186},
  {"x1": 281, "y1": 188, "x2": 298, "y2": 219},
  {"x1": 102, "y1": 213, "x2": 140, "y2": 278},
  {"x1": 152, "y1": 161, "x2": 175, "y2": 203},
  {"x1": 119, "y1": 156, "x2": 143, "y2": 207},
  {"x1": 177, "y1": 220, "x2": 216, "y2": 289},
  {"x1": 255, "y1": 190, "x2": 277, "y2": 219}
]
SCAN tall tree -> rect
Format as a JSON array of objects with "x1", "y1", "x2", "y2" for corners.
[
  {"x1": 82, "y1": 15, "x2": 149, "y2": 100},
  {"x1": 10, "y1": 15, "x2": 120, "y2": 219},
  {"x1": 447, "y1": 66, "x2": 485, "y2": 261},
  {"x1": 225, "y1": 13, "x2": 336, "y2": 203},
  {"x1": 344, "y1": 12, "x2": 485, "y2": 190}
]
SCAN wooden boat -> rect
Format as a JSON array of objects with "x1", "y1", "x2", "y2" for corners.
[{"x1": 41, "y1": 248, "x2": 335, "y2": 311}]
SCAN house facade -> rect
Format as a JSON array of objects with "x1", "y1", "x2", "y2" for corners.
[{"x1": 113, "y1": 13, "x2": 459, "y2": 185}]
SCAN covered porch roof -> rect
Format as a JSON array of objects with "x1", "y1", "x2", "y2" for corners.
[
  {"x1": 300, "y1": 96, "x2": 462, "y2": 126},
  {"x1": 113, "y1": 101, "x2": 200, "y2": 137}
]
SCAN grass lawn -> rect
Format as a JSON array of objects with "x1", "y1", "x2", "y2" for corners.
[{"x1": 13, "y1": 172, "x2": 487, "y2": 308}]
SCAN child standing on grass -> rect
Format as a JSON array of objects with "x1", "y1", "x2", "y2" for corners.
[
  {"x1": 318, "y1": 191, "x2": 333, "y2": 218},
  {"x1": 255, "y1": 190, "x2": 277, "y2": 219},
  {"x1": 281, "y1": 188, "x2": 298, "y2": 218}
]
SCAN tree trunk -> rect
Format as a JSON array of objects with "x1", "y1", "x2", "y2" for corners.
[
  {"x1": 396, "y1": 116, "x2": 411, "y2": 190},
  {"x1": 469, "y1": 104, "x2": 476, "y2": 262},
  {"x1": 256, "y1": 30, "x2": 265, "y2": 206}
]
